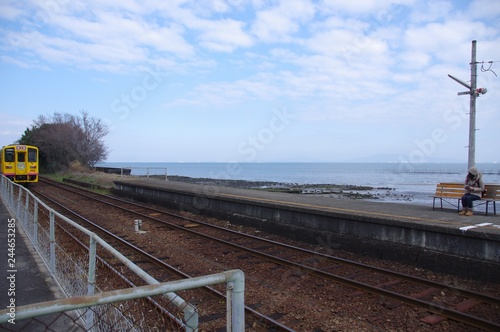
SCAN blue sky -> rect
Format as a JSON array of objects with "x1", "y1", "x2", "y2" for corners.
[{"x1": 1, "y1": 0, "x2": 499, "y2": 163}]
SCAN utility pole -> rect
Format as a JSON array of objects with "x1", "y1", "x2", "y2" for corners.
[
  {"x1": 468, "y1": 40, "x2": 477, "y2": 169},
  {"x1": 448, "y1": 40, "x2": 487, "y2": 169}
]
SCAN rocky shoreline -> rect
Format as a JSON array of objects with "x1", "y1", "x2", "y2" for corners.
[
  {"x1": 66, "y1": 169, "x2": 417, "y2": 203},
  {"x1": 161, "y1": 175, "x2": 396, "y2": 200}
]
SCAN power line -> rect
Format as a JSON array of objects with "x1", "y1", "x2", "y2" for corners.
[{"x1": 479, "y1": 61, "x2": 497, "y2": 76}]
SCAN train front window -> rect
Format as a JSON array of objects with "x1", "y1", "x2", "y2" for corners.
[
  {"x1": 4, "y1": 148, "x2": 15, "y2": 162},
  {"x1": 18, "y1": 152, "x2": 26, "y2": 162},
  {"x1": 28, "y1": 148, "x2": 37, "y2": 162}
]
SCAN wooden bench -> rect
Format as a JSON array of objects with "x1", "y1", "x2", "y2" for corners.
[
  {"x1": 483, "y1": 184, "x2": 500, "y2": 216},
  {"x1": 433, "y1": 183, "x2": 500, "y2": 215}
]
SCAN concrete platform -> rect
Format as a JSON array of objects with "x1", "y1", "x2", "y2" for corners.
[
  {"x1": 0, "y1": 198, "x2": 71, "y2": 331},
  {"x1": 113, "y1": 179, "x2": 500, "y2": 282}
]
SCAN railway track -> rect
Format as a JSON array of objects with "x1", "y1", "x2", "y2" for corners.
[{"x1": 32, "y1": 178, "x2": 500, "y2": 331}]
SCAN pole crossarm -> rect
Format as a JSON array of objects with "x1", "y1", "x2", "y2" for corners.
[{"x1": 447, "y1": 74, "x2": 471, "y2": 90}]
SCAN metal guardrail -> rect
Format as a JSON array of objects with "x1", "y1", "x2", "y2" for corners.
[
  {"x1": 95, "y1": 166, "x2": 168, "y2": 179},
  {"x1": 0, "y1": 175, "x2": 245, "y2": 331}
]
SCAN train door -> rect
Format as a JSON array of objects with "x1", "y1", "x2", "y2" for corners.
[
  {"x1": 2, "y1": 147, "x2": 15, "y2": 177},
  {"x1": 27, "y1": 146, "x2": 38, "y2": 181},
  {"x1": 16, "y1": 145, "x2": 29, "y2": 180}
]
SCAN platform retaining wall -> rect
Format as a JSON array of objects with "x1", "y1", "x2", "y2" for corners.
[{"x1": 112, "y1": 181, "x2": 500, "y2": 282}]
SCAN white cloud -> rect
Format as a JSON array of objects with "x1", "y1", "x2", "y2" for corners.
[
  {"x1": 196, "y1": 19, "x2": 254, "y2": 52},
  {"x1": 251, "y1": 0, "x2": 315, "y2": 42},
  {"x1": 319, "y1": 0, "x2": 415, "y2": 14},
  {"x1": 397, "y1": 51, "x2": 431, "y2": 70},
  {"x1": 0, "y1": 1, "x2": 23, "y2": 20},
  {"x1": 468, "y1": 0, "x2": 500, "y2": 20},
  {"x1": 407, "y1": 1, "x2": 455, "y2": 23}
]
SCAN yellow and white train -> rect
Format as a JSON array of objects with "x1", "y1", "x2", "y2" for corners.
[{"x1": 0, "y1": 144, "x2": 39, "y2": 183}]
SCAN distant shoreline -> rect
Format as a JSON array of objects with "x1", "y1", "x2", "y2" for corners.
[{"x1": 146, "y1": 175, "x2": 396, "y2": 201}]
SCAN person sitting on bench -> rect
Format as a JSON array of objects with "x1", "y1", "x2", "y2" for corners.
[{"x1": 459, "y1": 166, "x2": 485, "y2": 216}]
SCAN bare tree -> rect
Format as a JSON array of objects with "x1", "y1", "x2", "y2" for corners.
[
  {"x1": 19, "y1": 111, "x2": 109, "y2": 172},
  {"x1": 74, "y1": 111, "x2": 110, "y2": 168}
]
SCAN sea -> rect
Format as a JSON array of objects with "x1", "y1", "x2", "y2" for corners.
[{"x1": 96, "y1": 162, "x2": 500, "y2": 206}]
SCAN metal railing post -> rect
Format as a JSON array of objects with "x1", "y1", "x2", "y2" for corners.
[
  {"x1": 184, "y1": 304, "x2": 198, "y2": 332},
  {"x1": 33, "y1": 200, "x2": 38, "y2": 246},
  {"x1": 9, "y1": 180, "x2": 14, "y2": 207},
  {"x1": 227, "y1": 282, "x2": 234, "y2": 332},
  {"x1": 24, "y1": 191, "x2": 30, "y2": 230},
  {"x1": 226, "y1": 270, "x2": 245, "y2": 332},
  {"x1": 85, "y1": 235, "x2": 97, "y2": 330},
  {"x1": 49, "y1": 211, "x2": 56, "y2": 273},
  {"x1": 16, "y1": 187, "x2": 22, "y2": 217}
]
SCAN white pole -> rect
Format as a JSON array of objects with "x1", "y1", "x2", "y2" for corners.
[{"x1": 468, "y1": 40, "x2": 477, "y2": 169}]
